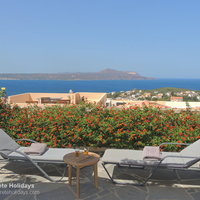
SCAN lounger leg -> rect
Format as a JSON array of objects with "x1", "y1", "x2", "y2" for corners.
[
  {"x1": 26, "y1": 162, "x2": 55, "y2": 182},
  {"x1": 21, "y1": 159, "x2": 66, "y2": 182},
  {"x1": 102, "y1": 163, "x2": 153, "y2": 186},
  {"x1": 0, "y1": 149, "x2": 67, "y2": 182},
  {"x1": 0, "y1": 158, "x2": 9, "y2": 170},
  {"x1": 33, "y1": 162, "x2": 67, "y2": 182},
  {"x1": 102, "y1": 163, "x2": 116, "y2": 184},
  {"x1": 4, "y1": 158, "x2": 55, "y2": 182},
  {"x1": 142, "y1": 168, "x2": 155, "y2": 185}
]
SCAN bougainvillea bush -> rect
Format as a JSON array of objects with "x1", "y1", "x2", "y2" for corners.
[{"x1": 1, "y1": 100, "x2": 200, "y2": 151}]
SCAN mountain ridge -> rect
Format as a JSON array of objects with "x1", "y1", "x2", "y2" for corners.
[{"x1": 0, "y1": 69, "x2": 154, "y2": 80}]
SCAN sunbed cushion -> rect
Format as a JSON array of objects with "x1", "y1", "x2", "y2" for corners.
[
  {"x1": 24, "y1": 143, "x2": 48, "y2": 155},
  {"x1": 8, "y1": 147, "x2": 75, "y2": 163},
  {"x1": 143, "y1": 146, "x2": 161, "y2": 160}
]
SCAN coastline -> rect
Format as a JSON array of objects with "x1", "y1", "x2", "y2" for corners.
[{"x1": 1, "y1": 79, "x2": 200, "y2": 96}]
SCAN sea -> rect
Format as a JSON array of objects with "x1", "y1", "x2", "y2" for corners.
[{"x1": 0, "y1": 79, "x2": 200, "y2": 96}]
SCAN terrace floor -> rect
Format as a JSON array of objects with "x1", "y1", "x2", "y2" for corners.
[{"x1": 1, "y1": 156, "x2": 200, "y2": 200}]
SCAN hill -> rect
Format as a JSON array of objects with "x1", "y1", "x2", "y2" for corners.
[
  {"x1": 143, "y1": 87, "x2": 198, "y2": 93},
  {"x1": 0, "y1": 69, "x2": 153, "y2": 80}
]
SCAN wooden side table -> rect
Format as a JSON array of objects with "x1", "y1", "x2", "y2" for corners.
[{"x1": 63, "y1": 152, "x2": 100, "y2": 198}]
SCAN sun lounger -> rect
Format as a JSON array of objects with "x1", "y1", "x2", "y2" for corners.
[
  {"x1": 0, "y1": 129, "x2": 76, "y2": 182},
  {"x1": 101, "y1": 140, "x2": 200, "y2": 185}
]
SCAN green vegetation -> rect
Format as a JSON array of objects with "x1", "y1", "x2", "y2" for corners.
[
  {"x1": 109, "y1": 87, "x2": 200, "y2": 102},
  {"x1": 0, "y1": 87, "x2": 7, "y2": 98},
  {"x1": 0, "y1": 101, "x2": 200, "y2": 151},
  {"x1": 107, "y1": 92, "x2": 121, "y2": 98},
  {"x1": 143, "y1": 87, "x2": 194, "y2": 93}
]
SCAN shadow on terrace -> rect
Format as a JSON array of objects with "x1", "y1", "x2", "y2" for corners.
[{"x1": 1, "y1": 159, "x2": 200, "y2": 200}]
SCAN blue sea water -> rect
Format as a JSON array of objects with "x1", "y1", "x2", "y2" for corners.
[{"x1": 0, "y1": 79, "x2": 200, "y2": 96}]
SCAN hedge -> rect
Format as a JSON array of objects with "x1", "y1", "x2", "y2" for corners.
[{"x1": 0, "y1": 100, "x2": 200, "y2": 151}]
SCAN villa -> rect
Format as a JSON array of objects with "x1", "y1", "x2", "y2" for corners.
[
  {"x1": 8, "y1": 92, "x2": 107, "y2": 107},
  {"x1": 170, "y1": 96, "x2": 183, "y2": 102}
]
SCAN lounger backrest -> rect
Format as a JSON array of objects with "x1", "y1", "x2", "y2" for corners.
[
  {"x1": 0, "y1": 129, "x2": 20, "y2": 157},
  {"x1": 180, "y1": 139, "x2": 200, "y2": 157}
]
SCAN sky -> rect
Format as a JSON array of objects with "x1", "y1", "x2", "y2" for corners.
[{"x1": 0, "y1": 0, "x2": 200, "y2": 78}]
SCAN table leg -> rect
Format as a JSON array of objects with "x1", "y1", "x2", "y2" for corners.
[
  {"x1": 93, "y1": 163, "x2": 98, "y2": 188},
  {"x1": 68, "y1": 165, "x2": 72, "y2": 185},
  {"x1": 76, "y1": 167, "x2": 80, "y2": 198}
]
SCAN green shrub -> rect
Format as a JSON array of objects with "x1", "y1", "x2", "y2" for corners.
[{"x1": 1, "y1": 102, "x2": 200, "y2": 151}]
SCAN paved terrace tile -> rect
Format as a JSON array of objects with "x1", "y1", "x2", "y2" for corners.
[{"x1": 0, "y1": 158, "x2": 200, "y2": 200}]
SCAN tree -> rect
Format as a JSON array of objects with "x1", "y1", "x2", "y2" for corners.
[{"x1": 0, "y1": 87, "x2": 7, "y2": 103}]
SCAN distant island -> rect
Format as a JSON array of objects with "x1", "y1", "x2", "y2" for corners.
[{"x1": 0, "y1": 69, "x2": 153, "y2": 80}]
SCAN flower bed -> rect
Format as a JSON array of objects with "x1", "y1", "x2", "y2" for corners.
[{"x1": 1, "y1": 100, "x2": 200, "y2": 151}]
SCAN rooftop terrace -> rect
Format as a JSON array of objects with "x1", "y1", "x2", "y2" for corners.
[{"x1": 8, "y1": 92, "x2": 107, "y2": 108}]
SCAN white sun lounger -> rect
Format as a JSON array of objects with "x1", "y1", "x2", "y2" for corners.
[
  {"x1": 0, "y1": 129, "x2": 76, "y2": 182},
  {"x1": 101, "y1": 140, "x2": 200, "y2": 185}
]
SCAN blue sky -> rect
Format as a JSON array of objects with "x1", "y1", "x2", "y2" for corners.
[{"x1": 0, "y1": 0, "x2": 200, "y2": 78}]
